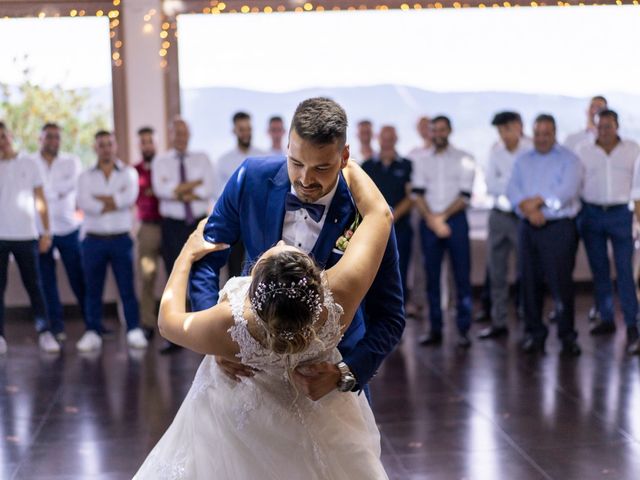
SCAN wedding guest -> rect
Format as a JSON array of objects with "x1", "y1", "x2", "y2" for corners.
[
  {"x1": 479, "y1": 112, "x2": 532, "y2": 340},
  {"x1": 354, "y1": 119, "x2": 375, "y2": 163},
  {"x1": 413, "y1": 116, "x2": 475, "y2": 348},
  {"x1": 0, "y1": 121, "x2": 60, "y2": 354},
  {"x1": 76, "y1": 130, "x2": 148, "y2": 352},
  {"x1": 134, "y1": 126, "x2": 162, "y2": 340},
  {"x1": 267, "y1": 115, "x2": 286, "y2": 155},
  {"x1": 577, "y1": 110, "x2": 640, "y2": 354},
  {"x1": 35, "y1": 123, "x2": 86, "y2": 342},
  {"x1": 507, "y1": 114, "x2": 582, "y2": 356},
  {"x1": 153, "y1": 117, "x2": 215, "y2": 353},
  {"x1": 564, "y1": 95, "x2": 608, "y2": 153},
  {"x1": 217, "y1": 112, "x2": 265, "y2": 278},
  {"x1": 362, "y1": 126, "x2": 413, "y2": 304}
]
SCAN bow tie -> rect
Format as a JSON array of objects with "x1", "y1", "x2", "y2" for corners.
[{"x1": 285, "y1": 192, "x2": 325, "y2": 223}]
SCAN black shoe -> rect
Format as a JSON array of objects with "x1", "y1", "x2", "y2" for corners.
[
  {"x1": 142, "y1": 327, "x2": 155, "y2": 341},
  {"x1": 100, "y1": 326, "x2": 116, "y2": 338},
  {"x1": 521, "y1": 336, "x2": 545, "y2": 354},
  {"x1": 589, "y1": 319, "x2": 616, "y2": 336},
  {"x1": 457, "y1": 333, "x2": 472, "y2": 349},
  {"x1": 474, "y1": 312, "x2": 491, "y2": 323},
  {"x1": 418, "y1": 332, "x2": 442, "y2": 346},
  {"x1": 561, "y1": 340, "x2": 582, "y2": 357},
  {"x1": 478, "y1": 325, "x2": 508, "y2": 340},
  {"x1": 626, "y1": 327, "x2": 640, "y2": 355},
  {"x1": 547, "y1": 309, "x2": 559, "y2": 324},
  {"x1": 159, "y1": 340, "x2": 182, "y2": 355},
  {"x1": 588, "y1": 306, "x2": 600, "y2": 323}
]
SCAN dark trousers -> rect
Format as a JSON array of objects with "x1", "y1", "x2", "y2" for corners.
[
  {"x1": 420, "y1": 211, "x2": 472, "y2": 334},
  {"x1": 161, "y1": 217, "x2": 204, "y2": 274},
  {"x1": 227, "y1": 241, "x2": 246, "y2": 278},
  {"x1": 395, "y1": 223, "x2": 413, "y2": 303},
  {"x1": 82, "y1": 234, "x2": 139, "y2": 332},
  {"x1": 578, "y1": 203, "x2": 638, "y2": 327},
  {"x1": 0, "y1": 239, "x2": 50, "y2": 335},
  {"x1": 519, "y1": 218, "x2": 578, "y2": 342},
  {"x1": 39, "y1": 229, "x2": 86, "y2": 334}
]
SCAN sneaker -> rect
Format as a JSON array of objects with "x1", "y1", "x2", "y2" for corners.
[
  {"x1": 38, "y1": 331, "x2": 61, "y2": 354},
  {"x1": 0, "y1": 336, "x2": 7, "y2": 354},
  {"x1": 55, "y1": 332, "x2": 67, "y2": 343},
  {"x1": 127, "y1": 328, "x2": 149, "y2": 349},
  {"x1": 76, "y1": 330, "x2": 103, "y2": 352}
]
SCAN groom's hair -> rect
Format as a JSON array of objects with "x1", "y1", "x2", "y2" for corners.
[{"x1": 290, "y1": 97, "x2": 348, "y2": 148}]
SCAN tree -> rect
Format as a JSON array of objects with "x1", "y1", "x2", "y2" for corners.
[{"x1": 0, "y1": 56, "x2": 112, "y2": 166}]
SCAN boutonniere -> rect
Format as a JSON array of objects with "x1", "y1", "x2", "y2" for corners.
[{"x1": 335, "y1": 212, "x2": 362, "y2": 252}]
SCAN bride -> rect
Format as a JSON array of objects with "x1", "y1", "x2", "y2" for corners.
[{"x1": 134, "y1": 161, "x2": 393, "y2": 479}]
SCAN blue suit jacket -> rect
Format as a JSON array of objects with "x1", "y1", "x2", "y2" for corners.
[{"x1": 189, "y1": 156, "x2": 405, "y2": 387}]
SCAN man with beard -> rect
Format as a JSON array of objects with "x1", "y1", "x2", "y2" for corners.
[
  {"x1": 134, "y1": 127, "x2": 162, "y2": 340},
  {"x1": 34, "y1": 123, "x2": 86, "y2": 342},
  {"x1": 217, "y1": 111, "x2": 265, "y2": 277}
]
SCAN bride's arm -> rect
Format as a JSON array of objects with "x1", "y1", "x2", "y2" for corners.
[
  {"x1": 157, "y1": 221, "x2": 237, "y2": 356},
  {"x1": 327, "y1": 161, "x2": 392, "y2": 327}
]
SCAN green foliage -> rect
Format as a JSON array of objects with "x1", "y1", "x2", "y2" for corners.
[{"x1": 0, "y1": 57, "x2": 112, "y2": 167}]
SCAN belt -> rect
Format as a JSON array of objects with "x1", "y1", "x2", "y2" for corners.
[
  {"x1": 86, "y1": 232, "x2": 129, "y2": 240},
  {"x1": 141, "y1": 219, "x2": 161, "y2": 225},
  {"x1": 583, "y1": 202, "x2": 628, "y2": 212},
  {"x1": 491, "y1": 208, "x2": 518, "y2": 219}
]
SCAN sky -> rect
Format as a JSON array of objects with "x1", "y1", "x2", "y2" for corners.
[
  {"x1": 1, "y1": 6, "x2": 639, "y2": 97},
  {"x1": 178, "y1": 5, "x2": 640, "y2": 96}
]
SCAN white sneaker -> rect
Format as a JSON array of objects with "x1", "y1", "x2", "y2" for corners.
[
  {"x1": 127, "y1": 328, "x2": 149, "y2": 349},
  {"x1": 38, "y1": 331, "x2": 61, "y2": 354},
  {"x1": 0, "y1": 336, "x2": 7, "y2": 354},
  {"x1": 76, "y1": 330, "x2": 103, "y2": 352}
]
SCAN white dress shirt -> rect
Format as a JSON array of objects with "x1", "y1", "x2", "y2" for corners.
[
  {"x1": 485, "y1": 137, "x2": 533, "y2": 212},
  {"x1": 33, "y1": 152, "x2": 82, "y2": 236},
  {"x1": 282, "y1": 180, "x2": 339, "y2": 253},
  {"x1": 564, "y1": 129, "x2": 596, "y2": 154},
  {"x1": 217, "y1": 146, "x2": 266, "y2": 192},
  {"x1": 578, "y1": 139, "x2": 640, "y2": 205},
  {"x1": 152, "y1": 149, "x2": 216, "y2": 221},
  {"x1": 412, "y1": 145, "x2": 476, "y2": 214},
  {"x1": 0, "y1": 153, "x2": 44, "y2": 240},
  {"x1": 77, "y1": 164, "x2": 138, "y2": 235}
]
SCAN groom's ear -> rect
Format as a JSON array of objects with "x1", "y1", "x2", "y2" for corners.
[{"x1": 339, "y1": 144, "x2": 350, "y2": 169}]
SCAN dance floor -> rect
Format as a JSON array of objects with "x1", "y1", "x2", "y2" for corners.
[{"x1": 2, "y1": 292, "x2": 640, "y2": 480}]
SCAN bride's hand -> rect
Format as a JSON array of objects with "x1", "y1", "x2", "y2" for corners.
[{"x1": 181, "y1": 218, "x2": 230, "y2": 263}]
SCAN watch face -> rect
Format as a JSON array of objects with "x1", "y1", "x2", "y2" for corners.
[{"x1": 339, "y1": 375, "x2": 356, "y2": 392}]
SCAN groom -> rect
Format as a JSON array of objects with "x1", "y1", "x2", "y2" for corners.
[{"x1": 190, "y1": 97, "x2": 405, "y2": 400}]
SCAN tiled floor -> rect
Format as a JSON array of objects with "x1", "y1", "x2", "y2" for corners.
[{"x1": 2, "y1": 293, "x2": 640, "y2": 479}]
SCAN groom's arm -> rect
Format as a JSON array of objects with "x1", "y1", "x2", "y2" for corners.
[
  {"x1": 344, "y1": 227, "x2": 405, "y2": 387},
  {"x1": 189, "y1": 164, "x2": 246, "y2": 310}
]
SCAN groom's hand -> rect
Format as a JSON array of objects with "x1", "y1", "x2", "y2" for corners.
[
  {"x1": 215, "y1": 356, "x2": 258, "y2": 382},
  {"x1": 292, "y1": 362, "x2": 341, "y2": 401}
]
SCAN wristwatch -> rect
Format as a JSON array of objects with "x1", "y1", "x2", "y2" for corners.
[{"x1": 336, "y1": 361, "x2": 357, "y2": 392}]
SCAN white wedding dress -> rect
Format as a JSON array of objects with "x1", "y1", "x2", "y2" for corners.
[{"x1": 134, "y1": 276, "x2": 388, "y2": 480}]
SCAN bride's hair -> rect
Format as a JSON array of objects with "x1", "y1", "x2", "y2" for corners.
[{"x1": 248, "y1": 250, "x2": 323, "y2": 355}]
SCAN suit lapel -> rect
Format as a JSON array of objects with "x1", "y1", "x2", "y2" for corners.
[
  {"x1": 264, "y1": 162, "x2": 290, "y2": 249},
  {"x1": 311, "y1": 173, "x2": 355, "y2": 267}
]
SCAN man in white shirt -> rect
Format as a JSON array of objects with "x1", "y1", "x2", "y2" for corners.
[
  {"x1": 217, "y1": 112, "x2": 265, "y2": 278},
  {"x1": 267, "y1": 115, "x2": 286, "y2": 155},
  {"x1": 412, "y1": 116, "x2": 476, "y2": 348},
  {"x1": 479, "y1": 112, "x2": 532, "y2": 340},
  {"x1": 577, "y1": 110, "x2": 640, "y2": 355},
  {"x1": 407, "y1": 116, "x2": 433, "y2": 160},
  {"x1": 153, "y1": 117, "x2": 215, "y2": 353},
  {"x1": 564, "y1": 95, "x2": 608, "y2": 153},
  {"x1": 354, "y1": 119, "x2": 376, "y2": 163},
  {"x1": 76, "y1": 130, "x2": 148, "y2": 353},
  {"x1": 0, "y1": 121, "x2": 59, "y2": 354},
  {"x1": 35, "y1": 123, "x2": 86, "y2": 342}
]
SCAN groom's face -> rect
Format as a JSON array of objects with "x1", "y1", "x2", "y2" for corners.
[{"x1": 287, "y1": 129, "x2": 349, "y2": 203}]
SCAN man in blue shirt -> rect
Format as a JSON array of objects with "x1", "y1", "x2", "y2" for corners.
[
  {"x1": 362, "y1": 126, "x2": 413, "y2": 305},
  {"x1": 507, "y1": 114, "x2": 582, "y2": 356}
]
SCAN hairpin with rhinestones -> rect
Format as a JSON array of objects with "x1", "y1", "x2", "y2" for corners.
[{"x1": 250, "y1": 277, "x2": 323, "y2": 323}]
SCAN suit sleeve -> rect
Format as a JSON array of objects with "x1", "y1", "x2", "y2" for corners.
[
  {"x1": 342, "y1": 227, "x2": 405, "y2": 387},
  {"x1": 188, "y1": 161, "x2": 247, "y2": 310}
]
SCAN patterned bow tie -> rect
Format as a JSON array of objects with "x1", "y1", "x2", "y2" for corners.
[{"x1": 285, "y1": 192, "x2": 325, "y2": 223}]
